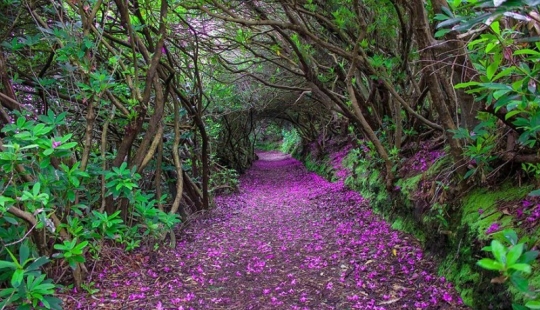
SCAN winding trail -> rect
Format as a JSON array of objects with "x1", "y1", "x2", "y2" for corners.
[{"x1": 65, "y1": 151, "x2": 467, "y2": 309}]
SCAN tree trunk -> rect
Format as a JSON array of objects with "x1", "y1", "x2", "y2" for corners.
[{"x1": 410, "y1": 1, "x2": 465, "y2": 173}]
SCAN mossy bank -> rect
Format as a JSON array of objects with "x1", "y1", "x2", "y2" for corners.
[{"x1": 296, "y1": 145, "x2": 538, "y2": 309}]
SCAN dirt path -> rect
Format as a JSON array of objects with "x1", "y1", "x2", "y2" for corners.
[{"x1": 64, "y1": 151, "x2": 467, "y2": 309}]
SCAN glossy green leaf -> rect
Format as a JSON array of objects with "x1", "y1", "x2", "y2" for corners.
[
  {"x1": 506, "y1": 243, "x2": 524, "y2": 266},
  {"x1": 502, "y1": 229, "x2": 518, "y2": 245},
  {"x1": 11, "y1": 269, "x2": 24, "y2": 287},
  {"x1": 454, "y1": 81, "x2": 481, "y2": 89},
  {"x1": 477, "y1": 258, "x2": 504, "y2": 271},
  {"x1": 514, "y1": 49, "x2": 540, "y2": 56},
  {"x1": 491, "y1": 240, "x2": 507, "y2": 264},
  {"x1": 509, "y1": 263, "x2": 532, "y2": 273},
  {"x1": 525, "y1": 300, "x2": 540, "y2": 309}
]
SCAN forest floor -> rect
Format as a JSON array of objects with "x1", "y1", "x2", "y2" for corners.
[{"x1": 61, "y1": 151, "x2": 468, "y2": 309}]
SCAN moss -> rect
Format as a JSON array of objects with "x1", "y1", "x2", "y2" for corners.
[
  {"x1": 438, "y1": 245, "x2": 482, "y2": 306},
  {"x1": 344, "y1": 157, "x2": 389, "y2": 213},
  {"x1": 438, "y1": 257, "x2": 480, "y2": 306},
  {"x1": 302, "y1": 153, "x2": 334, "y2": 181},
  {"x1": 462, "y1": 184, "x2": 532, "y2": 240},
  {"x1": 396, "y1": 174, "x2": 422, "y2": 201},
  {"x1": 391, "y1": 217, "x2": 426, "y2": 243},
  {"x1": 436, "y1": 183, "x2": 534, "y2": 308}
]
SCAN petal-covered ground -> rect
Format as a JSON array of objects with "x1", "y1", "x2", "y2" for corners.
[{"x1": 62, "y1": 151, "x2": 468, "y2": 309}]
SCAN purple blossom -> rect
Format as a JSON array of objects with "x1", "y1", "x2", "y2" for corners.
[
  {"x1": 486, "y1": 222, "x2": 501, "y2": 234},
  {"x1": 527, "y1": 205, "x2": 540, "y2": 222},
  {"x1": 442, "y1": 292, "x2": 453, "y2": 302},
  {"x1": 62, "y1": 149, "x2": 464, "y2": 309}
]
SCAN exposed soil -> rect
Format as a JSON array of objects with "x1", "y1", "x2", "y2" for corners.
[{"x1": 60, "y1": 151, "x2": 468, "y2": 309}]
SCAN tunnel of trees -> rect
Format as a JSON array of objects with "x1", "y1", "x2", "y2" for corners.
[{"x1": 1, "y1": 0, "x2": 540, "y2": 308}]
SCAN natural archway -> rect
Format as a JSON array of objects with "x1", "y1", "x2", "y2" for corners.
[{"x1": 1, "y1": 0, "x2": 540, "y2": 308}]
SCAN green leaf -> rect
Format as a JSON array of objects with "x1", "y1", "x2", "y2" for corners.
[
  {"x1": 490, "y1": 21, "x2": 500, "y2": 35},
  {"x1": 506, "y1": 110, "x2": 522, "y2": 120},
  {"x1": 39, "y1": 157, "x2": 51, "y2": 170},
  {"x1": 42, "y1": 296, "x2": 63, "y2": 310},
  {"x1": 19, "y1": 244, "x2": 30, "y2": 265},
  {"x1": 519, "y1": 250, "x2": 539, "y2": 264},
  {"x1": 26, "y1": 257, "x2": 50, "y2": 271},
  {"x1": 435, "y1": 29, "x2": 452, "y2": 38},
  {"x1": 514, "y1": 49, "x2": 540, "y2": 56},
  {"x1": 56, "y1": 142, "x2": 77, "y2": 150},
  {"x1": 43, "y1": 148, "x2": 54, "y2": 156},
  {"x1": 510, "y1": 273, "x2": 530, "y2": 292},
  {"x1": 480, "y1": 83, "x2": 511, "y2": 90},
  {"x1": 441, "y1": 5, "x2": 454, "y2": 18},
  {"x1": 16, "y1": 117, "x2": 26, "y2": 129},
  {"x1": 11, "y1": 269, "x2": 24, "y2": 287},
  {"x1": 53, "y1": 242, "x2": 67, "y2": 251},
  {"x1": 20, "y1": 144, "x2": 39, "y2": 150},
  {"x1": 32, "y1": 182, "x2": 41, "y2": 197},
  {"x1": 0, "y1": 260, "x2": 17, "y2": 269},
  {"x1": 60, "y1": 133, "x2": 73, "y2": 142},
  {"x1": 493, "y1": 89, "x2": 511, "y2": 99},
  {"x1": 512, "y1": 303, "x2": 529, "y2": 310},
  {"x1": 464, "y1": 169, "x2": 476, "y2": 179},
  {"x1": 492, "y1": 66, "x2": 514, "y2": 81},
  {"x1": 525, "y1": 300, "x2": 540, "y2": 309},
  {"x1": 509, "y1": 263, "x2": 532, "y2": 273},
  {"x1": 437, "y1": 17, "x2": 464, "y2": 29},
  {"x1": 507, "y1": 243, "x2": 524, "y2": 266},
  {"x1": 455, "y1": 81, "x2": 481, "y2": 89},
  {"x1": 0, "y1": 195, "x2": 15, "y2": 208},
  {"x1": 502, "y1": 229, "x2": 518, "y2": 245},
  {"x1": 67, "y1": 190, "x2": 76, "y2": 202},
  {"x1": 528, "y1": 189, "x2": 540, "y2": 197},
  {"x1": 491, "y1": 240, "x2": 507, "y2": 264},
  {"x1": 477, "y1": 258, "x2": 504, "y2": 271}
]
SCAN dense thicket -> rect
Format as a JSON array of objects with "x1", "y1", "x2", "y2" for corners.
[{"x1": 1, "y1": 0, "x2": 540, "y2": 308}]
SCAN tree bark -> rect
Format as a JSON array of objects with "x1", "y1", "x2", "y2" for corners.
[{"x1": 410, "y1": 1, "x2": 465, "y2": 173}]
